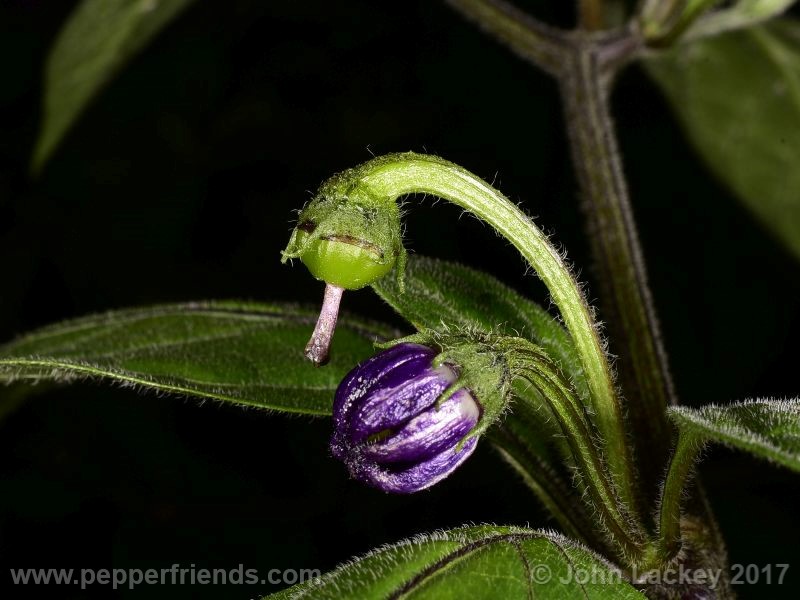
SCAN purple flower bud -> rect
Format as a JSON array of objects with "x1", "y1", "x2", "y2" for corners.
[{"x1": 331, "y1": 343, "x2": 481, "y2": 493}]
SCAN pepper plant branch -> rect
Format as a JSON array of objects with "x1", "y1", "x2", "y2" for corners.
[
  {"x1": 355, "y1": 153, "x2": 639, "y2": 516},
  {"x1": 508, "y1": 342, "x2": 648, "y2": 561},
  {"x1": 446, "y1": 0, "x2": 678, "y2": 509},
  {"x1": 558, "y1": 40, "x2": 677, "y2": 504},
  {"x1": 444, "y1": 0, "x2": 570, "y2": 76},
  {"x1": 657, "y1": 431, "x2": 706, "y2": 562}
]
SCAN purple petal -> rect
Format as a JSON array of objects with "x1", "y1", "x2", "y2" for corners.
[
  {"x1": 330, "y1": 343, "x2": 482, "y2": 492},
  {"x1": 347, "y1": 365, "x2": 456, "y2": 442},
  {"x1": 362, "y1": 389, "x2": 480, "y2": 463},
  {"x1": 332, "y1": 343, "x2": 434, "y2": 430},
  {"x1": 353, "y1": 437, "x2": 479, "y2": 493}
]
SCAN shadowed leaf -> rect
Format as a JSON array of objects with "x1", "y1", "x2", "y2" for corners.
[
  {"x1": 0, "y1": 301, "x2": 395, "y2": 415},
  {"x1": 33, "y1": 0, "x2": 196, "y2": 170},
  {"x1": 646, "y1": 19, "x2": 800, "y2": 261},
  {"x1": 683, "y1": 0, "x2": 796, "y2": 41}
]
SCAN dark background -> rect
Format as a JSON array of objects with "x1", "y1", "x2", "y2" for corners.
[{"x1": 1, "y1": 1, "x2": 799, "y2": 598}]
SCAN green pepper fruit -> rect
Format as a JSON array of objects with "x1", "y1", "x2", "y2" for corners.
[
  {"x1": 282, "y1": 173, "x2": 405, "y2": 291},
  {"x1": 292, "y1": 225, "x2": 395, "y2": 290}
]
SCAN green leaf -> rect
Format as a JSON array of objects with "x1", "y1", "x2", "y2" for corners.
[
  {"x1": 683, "y1": 1, "x2": 796, "y2": 41},
  {"x1": 373, "y1": 255, "x2": 588, "y2": 401},
  {"x1": 646, "y1": 19, "x2": 800, "y2": 261},
  {"x1": 32, "y1": 0, "x2": 196, "y2": 170},
  {"x1": 668, "y1": 399, "x2": 800, "y2": 471},
  {"x1": 266, "y1": 525, "x2": 644, "y2": 599},
  {"x1": 0, "y1": 301, "x2": 394, "y2": 415}
]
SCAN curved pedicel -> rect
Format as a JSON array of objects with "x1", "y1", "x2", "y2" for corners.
[{"x1": 282, "y1": 152, "x2": 634, "y2": 518}]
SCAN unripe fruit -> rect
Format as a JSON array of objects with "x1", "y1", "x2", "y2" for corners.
[{"x1": 294, "y1": 224, "x2": 395, "y2": 290}]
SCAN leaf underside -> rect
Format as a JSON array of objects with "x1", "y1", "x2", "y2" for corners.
[
  {"x1": 669, "y1": 399, "x2": 800, "y2": 471},
  {"x1": 0, "y1": 301, "x2": 394, "y2": 415},
  {"x1": 646, "y1": 18, "x2": 800, "y2": 261},
  {"x1": 33, "y1": 0, "x2": 196, "y2": 170},
  {"x1": 266, "y1": 525, "x2": 643, "y2": 599}
]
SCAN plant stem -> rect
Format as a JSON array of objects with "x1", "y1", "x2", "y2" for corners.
[
  {"x1": 445, "y1": 0, "x2": 733, "y2": 585},
  {"x1": 514, "y1": 351, "x2": 646, "y2": 560},
  {"x1": 446, "y1": 2, "x2": 678, "y2": 510},
  {"x1": 444, "y1": 0, "x2": 569, "y2": 76},
  {"x1": 488, "y1": 422, "x2": 598, "y2": 545},
  {"x1": 657, "y1": 431, "x2": 705, "y2": 561},
  {"x1": 305, "y1": 283, "x2": 344, "y2": 365},
  {"x1": 558, "y1": 34, "x2": 676, "y2": 505},
  {"x1": 354, "y1": 153, "x2": 639, "y2": 515}
]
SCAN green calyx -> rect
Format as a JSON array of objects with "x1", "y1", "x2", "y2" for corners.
[{"x1": 282, "y1": 170, "x2": 406, "y2": 290}]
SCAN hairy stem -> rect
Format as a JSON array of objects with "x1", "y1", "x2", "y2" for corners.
[
  {"x1": 305, "y1": 283, "x2": 344, "y2": 365},
  {"x1": 559, "y1": 38, "x2": 676, "y2": 505},
  {"x1": 657, "y1": 431, "x2": 705, "y2": 562},
  {"x1": 513, "y1": 348, "x2": 647, "y2": 560},
  {"x1": 488, "y1": 421, "x2": 598, "y2": 545},
  {"x1": 444, "y1": 0, "x2": 569, "y2": 76},
  {"x1": 445, "y1": 2, "x2": 677, "y2": 509},
  {"x1": 352, "y1": 152, "x2": 638, "y2": 515}
]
